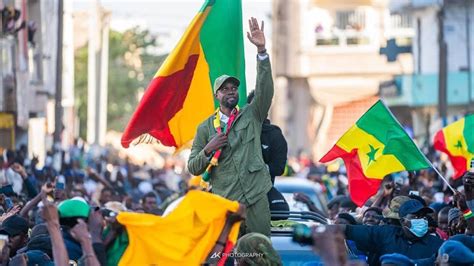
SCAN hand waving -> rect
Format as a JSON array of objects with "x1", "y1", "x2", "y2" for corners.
[{"x1": 247, "y1": 17, "x2": 265, "y2": 52}]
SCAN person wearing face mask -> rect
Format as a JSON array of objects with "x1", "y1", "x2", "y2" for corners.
[{"x1": 320, "y1": 199, "x2": 444, "y2": 265}]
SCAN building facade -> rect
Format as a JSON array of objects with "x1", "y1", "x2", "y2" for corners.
[
  {"x1": 383, "y1": 0, "x2": 474, "y2": 146},
  {"x1": 272, "y1": 0, "x2": 414, "y2": 160},
  {"x1": 0, "y1": 0, "x2": 76, "y2": 163}
]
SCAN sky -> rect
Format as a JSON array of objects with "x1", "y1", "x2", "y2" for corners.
[{"x1": 73, "y1": 0, "x2": 272, "y2": 92}]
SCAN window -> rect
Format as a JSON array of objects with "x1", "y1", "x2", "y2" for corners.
[
  {"x1": 314, "y1": 9, "x2": 372, "y2": 47},
  {"x1": 335, "y1": 10, "x2": 366, "y2": 31}
]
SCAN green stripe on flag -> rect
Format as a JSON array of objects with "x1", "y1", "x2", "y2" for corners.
[
  {"x1": 199, "y1": 0, "x2": 215, "y2": 12},
  {"x1": 356, "y1": 101, "x2": 429, "y2": 170},
  {"x1": 200, "y1": 0, "x2": 247, "y2": 108},
  {"x1": 464, "y1": 114, "x2": 474, "y2": 154}
]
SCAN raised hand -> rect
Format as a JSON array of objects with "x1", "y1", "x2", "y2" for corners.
[
  {"x1": 70, "y1": 219, "x2": 92, "y2": 244},
  {"x1": 41, "y1": 194, "x2": 60, "y2": 224},
  {"x1": 454, "y1": 191, "x2": 469, "y2": 211},
  {"x1": 0, "y1": 205, "x2": 20, "y2": 223},
  {"x1": 41, "y1": 182, "x2": 54, "y2": 195},
  {"x1": 246, "y1": 17, "x2": 265, "y2": 52}
]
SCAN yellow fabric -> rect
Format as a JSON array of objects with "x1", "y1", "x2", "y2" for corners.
[
  {"x1": 154, "y1": 7, "x2": 210, "y2": 77},
  {"x1": 167, "y1": 43, "x2": 214, "y2": 148},
  {"x1": 337, "y1": 125, "x2": 406, "y2": 179},
  {"x1": 443, "y1": 119, "x2": 474, "y2": 169},
  {"x1": 188, "y1": 176, "x2": 209, "y2": 189},
  {"x1": 117, "y1": 190, "x2": 240, "y2": 266}
]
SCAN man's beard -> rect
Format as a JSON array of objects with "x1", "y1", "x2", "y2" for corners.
[{"x1": 221, "y1": 97, "x2": 238, "y2": 109}]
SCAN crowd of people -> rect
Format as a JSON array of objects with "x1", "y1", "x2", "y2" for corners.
[
  {"x1": 0, "y1": 15, "x2": 472, "y2": 266},
  {"x1": 304, "y1": 160, "x2": 474, "y2": 266},
  {"x1": 0, "y1": 140, "x2": 472, "y2": 265},
  {"x1": 0, "y1": 141, "x2": 200, "y2": 265}
]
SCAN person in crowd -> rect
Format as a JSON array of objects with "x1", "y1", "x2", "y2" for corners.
[
  {"x1": 141, "y1": 192, "x2": 161, "y2": 215},
  {"x1": 0, "y1": 215, "x2": 29, "y2": 263},
  {"x1": 323, "y1": 199, "x2": 444, "y2": 265},
  {"x1": 234, "y1": 233, "x2": 282, "y2": 266},
  {"x1": 435, "y1": 240, "x2": 474, "y2": 266},
  {"x1": 362, "y1": 207, "x2": 383, "y2": 226},
  {"x1": 448, "y1": 208, "x2": 466, "y2": 236},
  {"x1": 335, "y1": 213, "x2": 358, "y2": 225},
  {"x1": 102, "y1": 201, "x2": 128, "y2": 266},
  {"x1": 438, "y1": 206, "x2": 453, "y2": 240},
  {"x1": 188, "y1": 17, "x2": 274, "y2": 236},
  {"x1": 381, "y1": 195, "x2": 411, "y2": 226},
  {"x1": 327, "y1": 195, "x2": 352, "y2": 220},
  {"x1": 57, "y1": 197, "x2": 106, "y2": 265}
]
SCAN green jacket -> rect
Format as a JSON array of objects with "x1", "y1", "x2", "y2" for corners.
[{"x1": 188, "y1": 56, "x2": 273, "y2": 206}]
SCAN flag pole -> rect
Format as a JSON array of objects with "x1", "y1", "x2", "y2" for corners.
[
  {"x1": 426, "y1": 159, "x2": 457, "y2": 193},
  {"x1": 379, "y1": 99, "x2": 457, "y2": 193}
]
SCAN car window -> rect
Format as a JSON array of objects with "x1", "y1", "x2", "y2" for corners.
[{"x1": 275, "y1": 185, "x2": 325, "y2": 213}]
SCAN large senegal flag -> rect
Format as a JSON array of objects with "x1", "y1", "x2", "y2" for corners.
[
  {"x1": 117, "y1": 190, "x2": 241, "y2": 265},
  {"x1": 433, "y1": 114, "x2": 474, "y2": 179},
  {"x1": 121, "y1": 0, "x2": 246, "y2": 148},
  {"x1": 320, "y1": 100, "x2": 430, "y2": 206}
]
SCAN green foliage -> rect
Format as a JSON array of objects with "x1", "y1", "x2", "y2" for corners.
[{"x1": 74, "y1": 27, "x2": 166, "y2": 139}]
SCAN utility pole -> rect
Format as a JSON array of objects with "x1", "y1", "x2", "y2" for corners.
[
  {"x1": 54, "y1": 0, "x2": 63, "y2": 144},
  {"x1": 466, "y1": 0, "x2": 472, "y2": 113},
  {"x1": 438, "y1": 2, "x2": 448, "y2": 126}
]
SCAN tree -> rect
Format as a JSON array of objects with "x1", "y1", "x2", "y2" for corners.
[{"x1": 74, "y1": 27, "x2": 166, "y2": 139}]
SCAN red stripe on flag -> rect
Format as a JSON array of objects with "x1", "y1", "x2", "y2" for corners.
[
  {"x1": 321, "y1": 145, "x2": 382, "y2": 206},
  {"x1": 121, "y1": 54, "x2": 200, "y2": 148},
  {"x1": 433, "y1": 130, "x2": 467, "y2": 179},
  {"x1": 320, "y1": 144, "x2": 348, "y2": 163}
]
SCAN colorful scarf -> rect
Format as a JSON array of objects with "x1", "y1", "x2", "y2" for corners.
[{"x1": 202, "y1": 108, "x2": 239, "y2": 182}]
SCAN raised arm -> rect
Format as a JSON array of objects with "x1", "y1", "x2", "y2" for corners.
[{"x1": 246, "y1": 17, "x2": 273, "y2": 123}]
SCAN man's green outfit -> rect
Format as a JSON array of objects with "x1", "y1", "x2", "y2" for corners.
[{"x1": 188, "y1": 54, "x2": 274, "y2": 236}]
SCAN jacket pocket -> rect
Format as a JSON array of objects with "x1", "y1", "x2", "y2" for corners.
[
  {"x1": 234, "y1": 119, "x2": 255, "y2": 144},
  {"x1": 248, "y1": 155, "x2": 265, "y2": 173}
]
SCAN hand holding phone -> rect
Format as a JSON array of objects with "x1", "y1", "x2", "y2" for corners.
[{"x1": 4, "y1": 198, "x2": 13, "y2": 210}]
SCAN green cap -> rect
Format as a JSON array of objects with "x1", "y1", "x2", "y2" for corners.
[
  {"x1": 213, "y1": 75, "x2": 240, "y2": 94},
  {"x1": 58, "y1": 198, "x2": 90, "y2": 218},
  {"x1": 383, "y1": 196, "x2": 411, "y2": 220}
]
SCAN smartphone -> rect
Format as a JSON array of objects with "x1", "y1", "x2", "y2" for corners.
[
  {"x1": 409, "y1": 190, "x2": 420, "y2": 196},
  {"x1": 0, "y1": 234, "x2": 8, "y2": 250},
  {"x1": 101, "y1": 209, "x2": 117, "y2": 218},
  {"x1": 4, "y1": 198, "x2": 13, "y2": 210}
]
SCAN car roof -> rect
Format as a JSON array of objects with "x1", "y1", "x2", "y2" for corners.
[
  {"x1": 275, "y1": 177, "x2": 317, "y2": 186},
  {"x1": 271, "y1": 234, "x2": 323, "y2": 264}
]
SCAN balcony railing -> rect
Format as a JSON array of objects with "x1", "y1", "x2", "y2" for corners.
[{"x1": 313, "y1": 10, "x2": 414, "y2": 49}]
